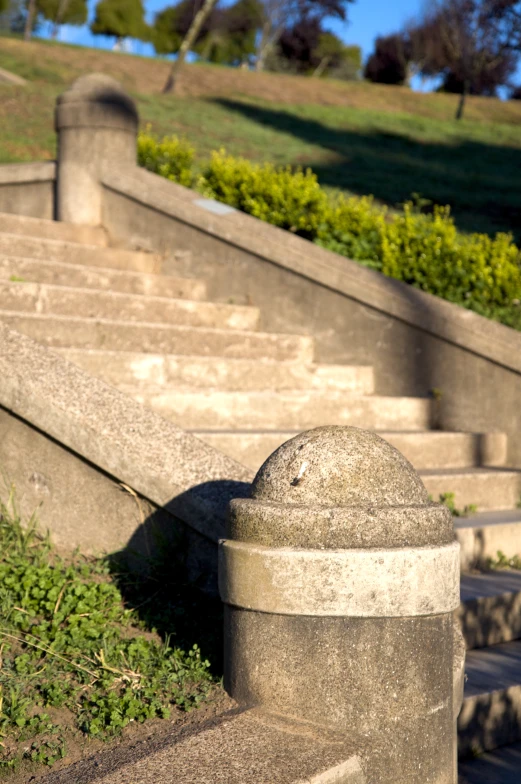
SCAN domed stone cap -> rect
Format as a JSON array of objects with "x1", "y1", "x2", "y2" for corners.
[
  {"x1": 252, "y1": 426, "x2": 429, "y2": 507},
  {"x1": 56, "y1": 73, "x2": 138, "y2": 127}
]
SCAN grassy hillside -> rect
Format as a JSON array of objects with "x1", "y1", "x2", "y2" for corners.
[{"x1": 1, "y1": 35, "x2": 521, "y2": 238}]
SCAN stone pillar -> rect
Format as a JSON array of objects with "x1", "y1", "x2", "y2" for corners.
[
  {"x1": 55, "y1": 73, "x2": 138, "y2": 226},
  {"x1": 220, "y1": 426, "x2": 461, "y2": 784}
]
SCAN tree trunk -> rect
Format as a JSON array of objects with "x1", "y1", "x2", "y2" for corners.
[
  {"x1": 455, "y1": 79, "x2": 469, "y2": 121},
  {"x1": 52, "y1": 0, "x2": 70, "y2": 39},
  {"x1": 162, "y1": 0, "x2": 219, "y2": 94},
  {"x1": 24, "y1": 0, "x2": 36, "y2": 41},
  {"x1": 312, "y1": 55, "x2": 332, "y2": 78},
  {"x1": 255, "y1": 21, "x2": 272, "y2": 72}
]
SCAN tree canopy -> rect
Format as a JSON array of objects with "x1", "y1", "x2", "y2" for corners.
[{"x1": 91, "y1": 0, "x2": 149, "y2": 41}]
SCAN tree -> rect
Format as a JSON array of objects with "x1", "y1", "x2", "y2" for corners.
[
  {"x1": 38, "y1": 0, "x2": 87, "y2": 38},
  {"x1": 154, "y1": 0, "x2": 262, "y2": 66},
  {"x1": 90, "y1": 0, "x2": 149, "y2": 44},
  {"x1": 24, "y1": 0, "x2": 36, "y2": 38},
  {"x1": 255, "y1": 0, "x2": 353, "y2": 71},
  {"x1": 161, "y1": 0, "x2": 221, "y2": 93},
  {"x1": 409, "y1": 0, "x2": 518, "y2": 119},
  {"x1": 364, "y1": 33, "x2": 412, "y2": 85},
  {"x1": 204, "y1": 0, "x2": 263, "y2": 65},
  {"x1": 268, "y1": 17, "x2": 360, "y2": 77}
]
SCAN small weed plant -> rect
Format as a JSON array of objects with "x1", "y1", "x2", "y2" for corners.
[
  {"x1": 487, "y1": 550, "x2": 521, "y2": 570},
  {"x1": 137, "y1": 131, "x2": 521, "y2": 332},
  {"x1": 431, "y1": 491, "x2": 477, "y2": 517},
  {"x1": 0, "y1": 491, "x2": 212, "y2": 774}
]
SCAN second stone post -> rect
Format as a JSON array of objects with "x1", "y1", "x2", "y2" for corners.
[
  {"x1": 220, "y1": 426, "x2": 462, "y2": 783},
  {"x1": 55, "y1": 73, "x2": 138, "y2": 226}
]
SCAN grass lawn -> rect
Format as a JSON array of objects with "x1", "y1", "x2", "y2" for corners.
[
  {"x1": 1, "y1": 35, "x2": 521, "y2": 238},
  {"x1": 0, "y1": 490, "x2": 223, "y2": 780}
]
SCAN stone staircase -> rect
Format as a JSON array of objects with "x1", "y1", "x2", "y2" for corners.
[{"x1": 1, "y1": 212, "x2": 521, "y2": 776}]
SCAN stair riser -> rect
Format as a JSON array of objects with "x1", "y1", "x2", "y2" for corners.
[
  {"x1": 459, "y1": 592, "x2": 521, "y2": 650},
  {"x1": 198, "y1": 431, "x2": 507, "y2": 472},
  {"x1": 137, "y1": 393, "x2": 431, "y2": 431},
  {"x1": 457, "y1": 522, "x2": 521, "y2": 571},
  {"x1": 0, "y1": 283, "x2": 260, "y2": 331},
  {"x1": 0, "y1": 213, "x2": 107, "y2": 246},
  {"x1": 0, "y1": 236, "x2": 161, "y2": 273},
  {"x1": 1, "y1": 313, "x2": 314, "y2": 362},
  {"x1": 423, "y1": 474, "x2": 521, "y2": 512},
  {"x1": 0, "y1": 257, "x2": 206, "y2": 300},
  {"x1": 458, "y1": 685, "x2": 521, "y2": 757},
  {"x1": 59, "y1": 351, "x2": 374, "y2": 393}
]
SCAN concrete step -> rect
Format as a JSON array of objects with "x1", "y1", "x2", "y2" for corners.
[
  {"x1": 57, "y1": 349, "x2": 375, "y2": 393},
  {"x1": 0, "y1": 233, "x2": 161, "y2": 273},
  {"x1": 125, "y1": 389, "x2": 432, "y2": 431},
  {"x1": 0, "y1": 212, "x2": 107, "y2": 246},
  {"x1": 458, "y1": 639, "x2": 521, "y2": 757},
  {"x1": 0, "y1": 255, "x2": 206, "y2": 300},
  {"x1": 195, "y1": 430, "x2": 507, "y2": 472},
  {"x1": 0, "y1": 312, "x2": 314, "y2": 362},
  {"x1": 421, "y1": 468, "x2": 521, "y2": 513},
  {"x1": 460, "y1": 570, "x2": 521, "y2": 650},
  {"x1": 457, "y1": 511, "x2": 521, "y2": 571},
  {"x1": 459, "y1": 740, "x2": 521, "y2": 783},
  {"x1": 0, "y1": 281, "x2": 260, "y2": 331}
]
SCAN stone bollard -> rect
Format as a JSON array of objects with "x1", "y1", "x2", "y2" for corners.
[
  {"x1": 219, "y1": 426, "x2": 462, "y2": 783},
  {"x1": 55, "y1": 73, "x2": 138, "y2": 226}
]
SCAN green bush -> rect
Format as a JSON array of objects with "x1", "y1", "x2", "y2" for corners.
[
  {"x1": 201, "y1": 150, "x2": 329, "y2": 240},
  {"x1": 137, "y1": 127, "x2": 195, "y2": 188},
  {"x1": 138, "y1": 131, "x2": 521, "y2": 327}
]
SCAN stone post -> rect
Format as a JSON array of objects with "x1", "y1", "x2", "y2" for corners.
[
  {"x1": 220, "y1": 426, "x2": 463, "y2": 783},
  {"x1": 55, "y1": 73, "x2": 138, "y2": 226}
]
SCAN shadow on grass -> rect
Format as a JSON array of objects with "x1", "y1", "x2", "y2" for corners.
[
  {"x1": 212, "y1": 98, "x2": 521, "y2": 240},
  {"x1": 106, "y1": 480, "x2": 250, "y2": 679}
]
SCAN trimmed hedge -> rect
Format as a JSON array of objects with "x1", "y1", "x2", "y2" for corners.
[{"x1": 137, "y1": 132, "x2": 521, "y2": 329}]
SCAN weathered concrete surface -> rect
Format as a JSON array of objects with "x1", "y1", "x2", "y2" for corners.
[
  {"x1": 220, "y1": 539, "x2": 460, "y2": 616},
  {"x1": 56, "y1": 74, "x2": 138, "y2": 225},
  {"x1": 223, "y1": 427, "x2": 458, "y2": 783},
  {"x1": 0, "y1": 162, "x2": 55, "y2": 219},
  {"x1": 0, "y1": 233, "x2": 160, "y2": 272},
  {"x1": 0, "y1": 66, "x2": 27, "y2": 85},
  {"x1": 100, "y1": 166, "x2": 521, "y2": 467},
  {"x1": 0, "y1": 256, "x2": 206, "y2": 299},
  {"x1": 459, "y1": 740, "x2": 521, "y2": 783},
  {"x1": 0, "y1": 280, "x2": 260, "y2": 330},
  {"x1": 39, "y1": 709, "x2": 365, "y2": 784},
  {"x1": 0, "y1": 323, "x2": 252, "y2": 555},
  {"x1": 456, "y1": 511, "x2": 521, "y2": 570},
  {"x1": 0, "y1": 211, "x2": 106, "y2": 245},
  {"x1": 0, "y1": 312, "x2": 314, "y2": 361},
  {"x1": 459, "y1": 638, "x2": 521, "y2": 756},
  {"x1": 199, "y1": 430, "x2": 508, "y2": 472},
  {"x1": 460, "y1": 570, "x2": 521, "y2": 649},
  {"x1": 127, "y1": 388, "x2": 432, "y2": 430},
  {"x1": 57, "y1": 350, "x2": 374, "y2": 392}
]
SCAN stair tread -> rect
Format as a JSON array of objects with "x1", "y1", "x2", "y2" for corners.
[
  {"x1": 459, "y1": 741, "x2": 521, "y2": 783},
  {"x1": 464, "y1": 639, "x2": 521, "y2": 697},
  {"x1": 455, "y1": 510, "x2": 521, "y2": 529},
  {"x1": 0, "y1": 280, "x2": 259, "y2": 329},
  {"x1": 0, "y1": 254, "x2": 204, "y2": 287},
  {"x1": 0, "y1": 310, "x2": 293, "y2": 337},
  {"x1": 421, "y1": 467, "x2": 521, "y2": 477},
  {"x1": 461, "y1": 570, "x2": 521, "y2": 602},
  {"x1": 0, "y1": 213, "x2": 107, "y2": 246}
]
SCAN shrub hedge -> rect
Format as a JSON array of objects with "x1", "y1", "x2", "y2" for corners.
[{"x1": 137, "y1": 132, "x2": 521, "y2": 329}]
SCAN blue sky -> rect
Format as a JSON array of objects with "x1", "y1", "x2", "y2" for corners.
[{"x1": 50, "y1": 0, "x2": 425, "y2": 62}]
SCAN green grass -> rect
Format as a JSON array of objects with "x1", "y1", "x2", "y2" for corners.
[
  {"x1": 0, "y1": 490, "x2": 215, "y2": 776},
  {"x1": 140, "y1": 95, "x2": 521, "y2": 239},
  {"x1": 2, "y1": 35, "x2": 521, "y2": 238}
]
